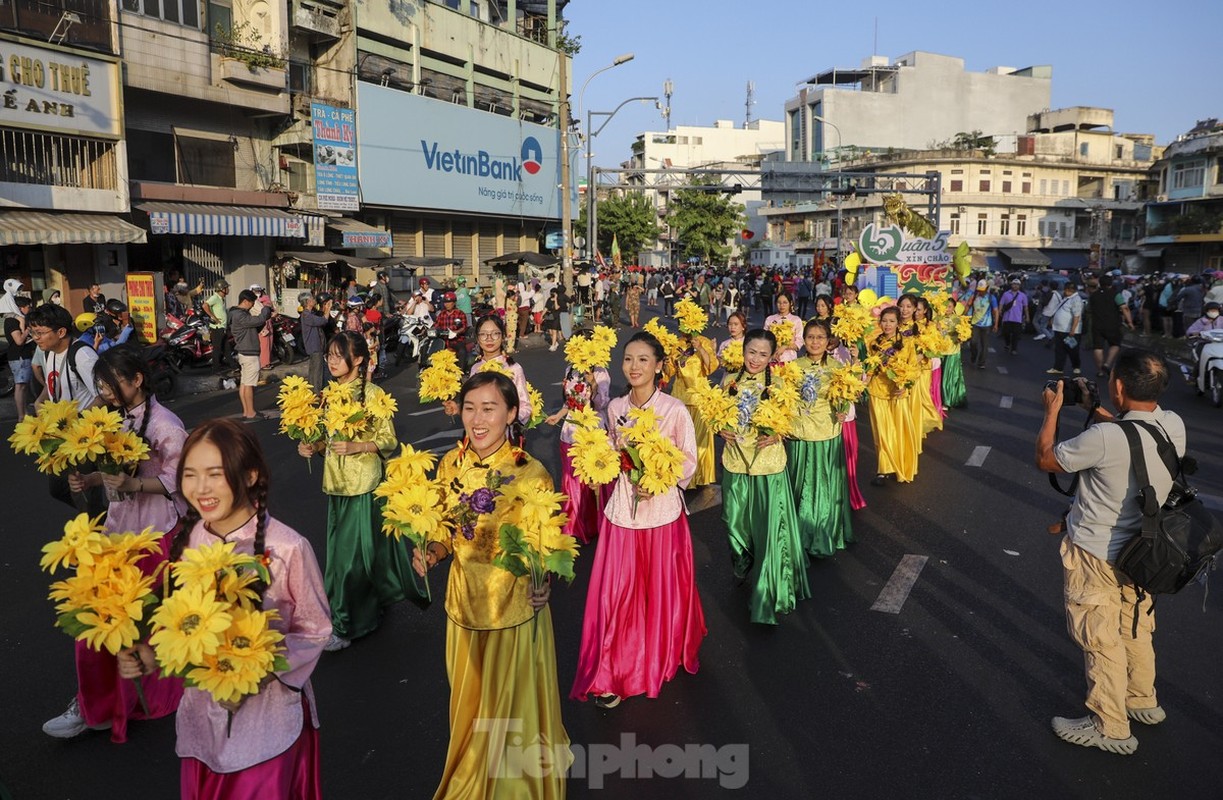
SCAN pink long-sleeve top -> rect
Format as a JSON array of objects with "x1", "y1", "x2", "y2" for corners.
[
  {"x1": 559, "y1": 366, "x2": 611, "y2": 445},
  {"x1": 763, "y1": 312, "x2": 805, "y2": 362},
  {"x1": 103, "y1": 399, "x2": 188, "y2": 536},
  {"x1": 469, "y1": 354, "x2": 533, "y2": 425},
  {"x1": 602, "y1": 390, "x2": 697, "y2": 529},
  {"x1": 175, "y1": 514, "x2": 332, "y2": 774}
]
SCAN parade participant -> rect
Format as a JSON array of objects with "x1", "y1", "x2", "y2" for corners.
[
  {"x1": 119, "y1": 419, "x2": 331, "y2": 797},
  {"x1": 866, "y1": 307, "x2": 920, "y2": 486},
  {"x1": 625, "y1": 280, "x2": 643, "y2": 328},
  {"x1": 297, "y1": 331, "x2": 420, "y2": 652},
  {"x1": 717, "y1": 311, "x2": 747, "y2": 363},
  {"x1": 763, "y1": 291, "x2": 804, "y2": 362},
  {"x1": 789, "y1": 319, "x2": 854, "y2": 557},
  {"x1": 670, "y1": 328, "x2": 718, "y2": 488},
  {"x1": 415, "y1": 372, "x2": 572, "y2": 798},
  {"x1": 720, "y1": 328, "x2": 810, "y2": 625},
  {"x1": 906, "y1": 295, "x2": 943, "y2": 436},
  {"x1": 941, "y1": 294, "x2": 969, "y2": 409},
  {"x1": 915, "y1": 296, "x2": 947, "y2": 423},
  {"x1": 572, "y1": 331, "x2": 705, "y2": 707},
  {"x1": 544, "y1": 331, "x2": 611, "y2": 543},
  {"x1": 45, "y1": 348, "x2": 187, "y2": 742},
  {"x1": 813, "y1": 294, "x2": 835, "y2": 323},
  {"x1": 503, "y1": 286, "x2": 520, "y2": 354},
  {"x1": 443, "y1": 315, "x2": 533, "y2": 427}
]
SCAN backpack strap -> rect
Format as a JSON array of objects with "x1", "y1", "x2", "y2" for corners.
[
  {"x1": 1112, "y1": 421, "x2": 1160, "y2": 521},
  {"x1": 65, "y1": 339, "x2": 87, "y2": 394},
  {"x1": 1126, "y1": 419, "x2": 1180, "y2": 480}
]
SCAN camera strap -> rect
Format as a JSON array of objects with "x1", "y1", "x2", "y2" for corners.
[{"x1": 1047, "y1": 399, "x2": 1101, "y2": 497}]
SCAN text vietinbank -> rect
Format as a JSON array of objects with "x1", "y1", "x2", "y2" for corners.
[{"x1": 421, "y1": 140, "x2": 524, "y2": 181}]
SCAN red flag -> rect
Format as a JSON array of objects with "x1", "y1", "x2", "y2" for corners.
[{"x1": 741, "y1": 229, "x2": 755, "y2": 240}]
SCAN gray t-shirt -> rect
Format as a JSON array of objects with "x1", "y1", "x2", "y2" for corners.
[{"x1": 1055, "y1": 408, "x2": 1187, "y2": 562}]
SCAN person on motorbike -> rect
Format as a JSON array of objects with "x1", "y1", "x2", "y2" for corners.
[
  {"x1": 1184, "y1": 301, "x2": 1223, "y2": 393},
  {"x1": 433, "y1": 291, "x2": 469, "y2": 371}
]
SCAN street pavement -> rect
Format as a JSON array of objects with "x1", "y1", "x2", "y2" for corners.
[{"x1": 2, "y1": 308, "x2": 1223, "y2": 800}]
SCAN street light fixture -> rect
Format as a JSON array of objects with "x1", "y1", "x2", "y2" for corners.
[{"x1": 587, "y1": 96, "x2": 660, "y2": 264}]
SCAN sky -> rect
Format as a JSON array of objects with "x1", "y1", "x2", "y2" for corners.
[{"x1": 566, "y1": 0, "x2": 1222, "y2": 171}]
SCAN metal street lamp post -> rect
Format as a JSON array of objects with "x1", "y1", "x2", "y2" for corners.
[{"x1": 587, "y1": 96, "x2": 659, "y2": 266}]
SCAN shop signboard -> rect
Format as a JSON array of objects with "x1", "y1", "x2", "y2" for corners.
[
  {"x1": 312, "y1": 103, "x2": 359, "y2": 211},
  {"x1": 0, "y1": 34, "x2": 122, "y2": 138},
  {"x1": 125, "y1": 272, "x2": 159, "y2": 343}
]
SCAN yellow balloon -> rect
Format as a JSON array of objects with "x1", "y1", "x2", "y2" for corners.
[
  {"x1": 857, "y1": 288, "x2": 878, "y2": 307},
  {"x1": 844, "y1": 271, "x2": 856, "y2": 286},
  {"x1": 877, "y1": 295, "x2": 894, "y2": 308},
  {"x1": 844, "y1": 251, "x2": 861, "y2": 273}
]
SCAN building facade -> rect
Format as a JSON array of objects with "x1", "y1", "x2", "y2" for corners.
[
  {"x1": 758, "y1": 107, "x2": 1157, "y2": 273},
  {"x1": 1140, "y1": 119, "x2": 1223, "y2": 273},
  {"x1": 784, "y1": 51, "x2": 1052, "y2": 166}
]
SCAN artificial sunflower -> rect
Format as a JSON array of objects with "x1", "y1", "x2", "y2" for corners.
[
  {"x1": 673, "y1": 297, "x2": 708, "y2": 335},
  {"x1": 148, "y1": 583, "x2": 234, "y2": 674},
  {"x1": 57, "y1": 420, "x2": 108, "y2": 466},
  {"x1": 571, "y1": 438, "x2": 621, "y2": 487},
  {"x1": 364, "y1": 389, "x2": 398, "y2": 420},
  {"x1": 718, "y1": 341, "x2": 744, "y2": 373},
  {"x1": 41, "y1": 513, "x2": 109, "y2": 572},
  {"x1": 382, "y1": 482, "x2": 448, "y2": 541}
]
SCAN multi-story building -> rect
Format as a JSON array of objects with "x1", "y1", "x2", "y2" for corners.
[
  {"x1": 0, "y1": 1, "x2": 145, "y2": 309},
  {"x1": 1140, "y1": 119, "x2": 1223, "y2": 273},
  {"x1": 784, "y1": 51, "x2": 1052, "y2": 166},
  {"x1": 621, "y1": 119, "x2": 784, "y2": 265},
  {"x1": 757, "y1": 107, "x2": 1158, "y2": 273}
]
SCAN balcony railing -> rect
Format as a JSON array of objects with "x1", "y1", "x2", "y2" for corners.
[
  {"x1": 0, "y1": 127, "x2": 118, "y2": 189},
  {"x1": 0, "y1": 0, "x2": 115, "y2": 54}
]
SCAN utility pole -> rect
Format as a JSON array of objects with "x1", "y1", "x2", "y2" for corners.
[{"x1": 558, "y1": 49, "x2": 574, "y2": 290}]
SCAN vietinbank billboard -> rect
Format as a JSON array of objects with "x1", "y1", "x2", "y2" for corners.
[{"x1": 356, "y1": 83, "x2": 570, "y2": 219}]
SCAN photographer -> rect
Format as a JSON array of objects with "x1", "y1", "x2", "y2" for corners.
[{"x1": 1034, "y1": 349, "x2": 1186, "y2": 755}]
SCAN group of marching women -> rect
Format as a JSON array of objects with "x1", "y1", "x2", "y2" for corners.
[{"x1": 35, "y1": 285, "x2": 971, "y2": 799}]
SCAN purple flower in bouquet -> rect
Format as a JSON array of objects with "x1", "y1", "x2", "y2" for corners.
[{"x1": 470, "y1": 487, "x2": 496, "y2": 514}]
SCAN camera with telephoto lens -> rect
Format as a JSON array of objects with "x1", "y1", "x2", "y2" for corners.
[{"x1": 1045, "y1": 376, "x2": 1097, "y2": 406}]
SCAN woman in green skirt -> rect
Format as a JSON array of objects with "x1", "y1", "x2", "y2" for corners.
[
  {"x1": 789, "y1": 318, "x2": 854, "y2": 558},
  {"x1": 939, "y1": 295, "x2": 969, "y2": 408},
  {"x1": 298, "y1": 330, "x2": 424, "y2": 651},
  {"x1": 720, "y1": 328, "x2": 810, "y2": 625}
]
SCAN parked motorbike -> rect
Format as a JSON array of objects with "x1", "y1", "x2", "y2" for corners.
[
  {"x1": 1196, "y1": 329, "x2": 1223, "y2": 408},
  {"x1": 271, "y1": 314, "x2": 300, "y2": 366},
  {"x1": 164, "y1": 312, "x2": 234, "y2": 369},
  {"x1": 142, "y1": 342, "x2": 180, "y2": 400},
  {"x1": 394, "y1": 311, "x2": 434, "y2": 367}
]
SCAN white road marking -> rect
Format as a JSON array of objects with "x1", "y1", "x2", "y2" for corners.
[
  {"x1": 965, "y1": 446, "x2": 991, "y2": 467},
  {"x1": 871, "y1": 555, "x2": 929, "y2": 614},
  {"x1": 988, "y1": 347, "x2": 996, "y2": 353},
  {"x1": 1003, "y1": 549, "x2": 1020, "y2": 557},
  {"x1": 409, "y1": 407, "x2": 444, "y2": 416},
  {"x1": 999, "y1": 396, "x2": 1013, "y2": 408},
  {"x1": 996, "y1": 366, "x2": 1008, "y2": 374}
]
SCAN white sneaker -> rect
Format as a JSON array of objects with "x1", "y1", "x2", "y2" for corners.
[
  {"x1": 548, "y1": 344, "x2": 558, "y2": 351},
  {"x1": 1052, "y1": 715, "x2": 1137, "y2": 755},
  {"x1": 42, "y1": 698, "x2": 110, "y2": 739},
  {"x1": 1033, "y1": 334, "x2": 1047, "y2": 341},
  {"x1": 324, "y1": 633, "x2": 351, "y2": 652}
]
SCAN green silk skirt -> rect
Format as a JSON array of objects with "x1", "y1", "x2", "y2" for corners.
[
  {"x1": 941, "y1": 349, "x2": 968, "y2": 409},
  {"x1": 325, "y1": 492, "x2": 429, "y2": 639},
  {"x1": 722, "y1": 471, "x2": 811, "y2": 625},
  {"x1": 786, "y1": 437, "x2": 855, "y2": 558}
]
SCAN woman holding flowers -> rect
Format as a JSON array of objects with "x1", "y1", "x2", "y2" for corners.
[
  {"x1": 716, "y1": 311, "x2": 747, "y2": 377},
  {"x1": 571, "y1": 331, "x2": 706, "y2": 708},
  {"x1": 940, "y1": 293, "x2": 970, "y2": 409},
  {"x1": 915, "y1": 296, "x2": 948, "y2": 430},
  {"x1": 763, "y1": 291, "x2": 804, "y2": 363},
  {"x1": 119, "y1": 418, "x2": 331, "y2": 799},
  {"x1": 44, "y1": 347, "x2": 188, "y2": 742},
  {"x1": 669, "y1": 308, "x2": 718, "y2": 488},
  {"x1": 865, "y1": 307, "x2": 921, "y2": 486},
  {"x1": 414, "y1": 372, "x2": 572, "y2": 799},
  {"x1": 720, "y1": 329, "x2": 810, "y2": 625},
  {"x1": 545, "y1": 328, "x2": 612, "y2": 544},
  {"x1": 789, "y1": 319, "x2": 854, "y2": 557},
  {"x1": 443, "y1": 315, "x2": 533, "y2": 427},
  {"x1": 297, "y1": 330, "x2": 418, "y2": 652}
]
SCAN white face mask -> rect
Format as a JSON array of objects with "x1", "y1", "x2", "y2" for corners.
[
  {"x1": 330, "y1": 309, "x2": 340, "y2": 319},
  {"x1": 1208, "y1": 311, "x2": 1220, "y2": 320},
  {"x1": 51, "y1": 296, "x2": 63, "y2": 305}
]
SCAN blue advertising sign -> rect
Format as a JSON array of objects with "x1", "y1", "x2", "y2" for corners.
[
  {"x1": 312, "y1": 103, "x2": 359, "y2": 211},
  {"x1": 356, "y1": 83, "x2": 573, "y2": 220}
]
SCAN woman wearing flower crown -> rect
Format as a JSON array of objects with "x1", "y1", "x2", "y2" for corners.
[
  {"x1": 789, "y1": 319, "x2": 854, "y2": 557},
  {"x1": 414, "y1": 372, "x2": 572, "y2": 799},
  {"x1": 297, "y1": 331, "x2": 421, "y2": 652},
  {"x1": 571, "y1": 331, "x2": 706, "y2": 709},
  {"x1": 762, "y1": 291, "x2": 805, "y2": 363},
  {"x1": 544, "y1": 329, "x2": 611, "y2": 544},
  {"x1": 45, "y1": 348, "x2": 187, "y2": 743},
  {"x1": 720, "y1": 328, "x2": 810, "y2": 625},
  {"x1": 443, "y1": 315, "x2": 533, "y2": 427},
  {"x1": 866, "y1": 307, "x2": 921, "y2": 486},
  {"x1": 119, "y1": 418, "x2": 331, "y2": 799}
]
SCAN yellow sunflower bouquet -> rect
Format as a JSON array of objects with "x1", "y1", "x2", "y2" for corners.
[
  {"x1": 914, "y1": 325, "x2": 955, "y2": 360},
  {"x1": 564, "y1": 325, "x2": 617, "y2": 373},
  {"x1": 10, "y1": 401, "x2": 149, "y2": 482},
  {"x1": 148, "y1": 540, "x2": 287, "y2": 706},
  {"x1": 718, "y1": 340, "x2": 744, "y2": 372},
  {"x1": 686, "y1": 380, "x2": 738, "y2": 434},
  {"x1": 824, "y1": 362, "x2": 868, "y2": 414},
  {"x1": 831, "y1": 303, "x2": 876, "y2": 348},
  {"x1": 674, "y1": 297, "x2": 708, "y2": 335},
  {"x1": 276, "y1": 376, "x2": 324, "y2": 471},
  {"x1": 320, "y1": 379, "x2": 397, "y2": 441},
  {"x1": 492, "y1": 483, "x2": 579, "y2": 629},
  {"x1": 642, "y1": 318, "x2": 681, "y2": 362},
  {"x1": 419, "y1": 348, "x2": 465, "y2": 404},
  {"x1": 768, "y1": 320, "x2": 796, "y2": 352},
  {"x1": 619, "y1": 407, "x2": 687, "y2": 515},
  {"x1": 376, "y1": 444, "x2": 450, "y2": 601}
]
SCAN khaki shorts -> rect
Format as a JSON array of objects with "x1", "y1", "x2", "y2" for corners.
[{"x1": 237, "y1": 354, "x2": 261, "y2": 386}]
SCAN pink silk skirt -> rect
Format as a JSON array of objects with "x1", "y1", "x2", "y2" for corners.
[
  {"x1": 931, "y1": 366, "x2": 946, "y2": 420},
  {"x1": 559, "y1": 441, "x2": 600, "y2": 544},
  {"x1": 570, "y1": 514, "x2": 706, "y2": 701},
  {"x1": 842, "y1": 419, "x2": 867, "y2": 511},
  {"x1": 77, "y1": 531, "x2": 183, "y2": 743},
  {"x1": 181, "y1": 698, "x2": 321, "y2": 800}
]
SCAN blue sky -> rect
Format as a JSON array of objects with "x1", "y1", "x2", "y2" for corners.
[{"x1": 567, "y1": 0, "x2": 1221, "y2": 170}]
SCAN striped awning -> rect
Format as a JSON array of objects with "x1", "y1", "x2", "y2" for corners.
[
  {"x1": 137, "y1": 203, "x2": 307, "y2": 238},
  {"x1": 0, "y1": 211, "x2": 147, "y2": 245}
]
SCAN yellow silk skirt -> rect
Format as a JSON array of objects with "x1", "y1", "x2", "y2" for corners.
[
  {"x1": 917, "y1": 366, "x2": 943, "y2": 438},
  {"x1": 686, "y1": 404, "x2": 717, "y2": 488},
  {"x1": 868, "y1": 393, "x2": 919, "y2": 483}
]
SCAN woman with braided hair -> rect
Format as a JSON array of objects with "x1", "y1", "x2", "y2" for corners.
[
  {"x1": 44, "y1": 347, "x2": 187, "y2": 742},
  {"x1": 297, "y1": 331, "x2": 422, "y2": 652},
  {"x1": 119, "y1": 419, "x2": 332, "y2": 798}
]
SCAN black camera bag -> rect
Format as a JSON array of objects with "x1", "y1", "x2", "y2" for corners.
[{"x1": 1113, "y1": 420, "x2": 1223, "y2": 597}]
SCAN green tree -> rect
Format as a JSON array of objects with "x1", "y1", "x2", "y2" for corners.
[
  {"x1": 578, "y1": 192, "x2": 660, "y2": 258},
  {"x1": 665, "y1": 178, "x2": 747, "y2": 262}
]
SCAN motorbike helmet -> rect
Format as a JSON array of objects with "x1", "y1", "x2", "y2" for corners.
[
  {"x1": 439, "y1": 291, "x2": 456, "y2": 302},
  {"x1": 316, "y1": 292, "x2": 333, "y2": 305},
  {"x1": 74, "y1": 312, "x2": 97, "y2": 332},
  {"x1": 346, "y1": 295, "x2": 366, "y2": 308},
  {"x1": 105, "y1": 299, "x2": 128, "y2": 316}
]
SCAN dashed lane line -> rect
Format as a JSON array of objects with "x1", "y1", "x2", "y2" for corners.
[
  {"x1": 965, "y1": 446, "x2": 991, "y2": 467},
  {"x1": 871, "y1": 555, "x2": 929, "y2": 614}
]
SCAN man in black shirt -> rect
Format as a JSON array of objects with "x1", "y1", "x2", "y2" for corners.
[
  {"x1": 83, "y1": 283, "x2": 106, "y2": 315},
  {"x1": 4, "y1": 294, "x2": 35, "y2": 420}
]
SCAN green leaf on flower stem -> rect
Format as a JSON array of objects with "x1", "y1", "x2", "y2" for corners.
[
  {"x1": 272, "y1": 655, "x2": 290, "y2": 673},
  {"x1": 543, "y1": 550, "x2": 576, "y2": 582},
  {"x1": 345, "y1": 410, "x2": 366, "y2": 424},
  {"x1": 625, "y1": 445, "x2": 644, "y2": 472},
  {"x1": 56, "y1": 609, "x2": 89, "y2": 637}
]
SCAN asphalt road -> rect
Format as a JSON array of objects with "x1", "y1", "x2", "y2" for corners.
[{"x1": 2, "y1": 310, "x2": 1223, "y2": 800}]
